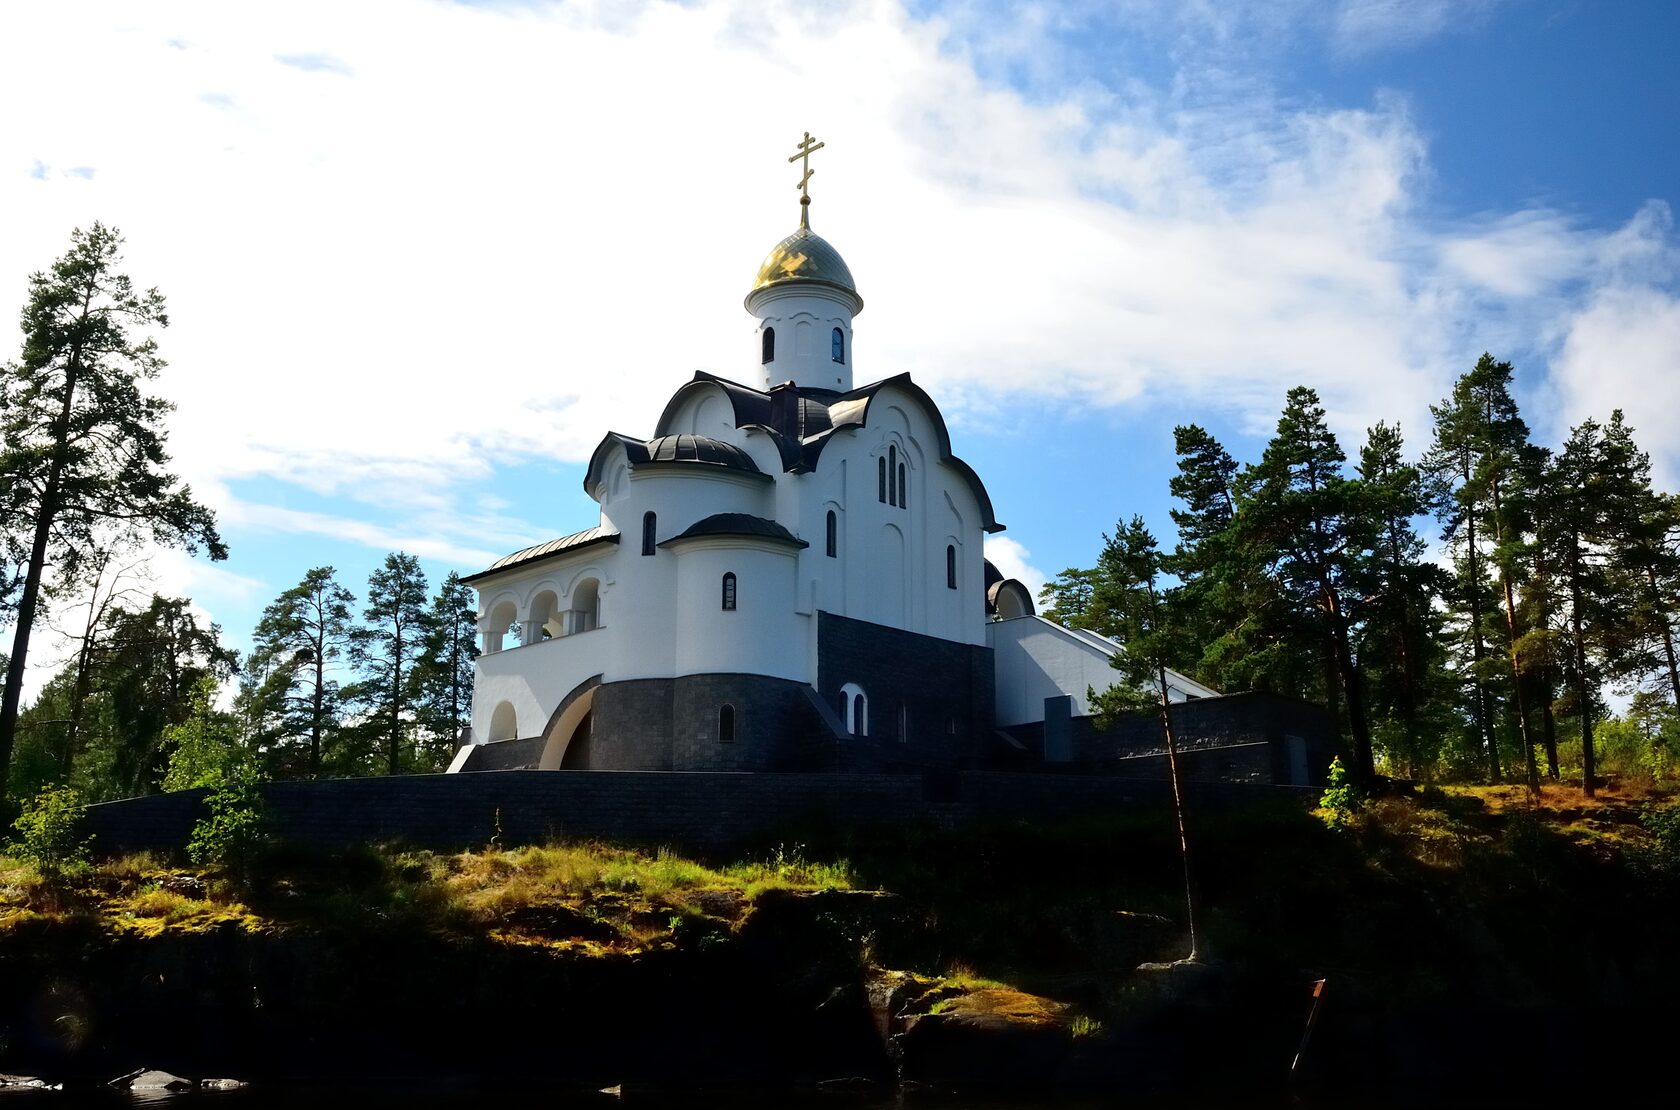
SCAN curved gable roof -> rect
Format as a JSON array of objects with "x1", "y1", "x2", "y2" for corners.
[{"x1": 649, "y1": 371, "x2": 1003, "y2": 532}]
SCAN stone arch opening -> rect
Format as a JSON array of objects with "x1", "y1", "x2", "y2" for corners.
[
  {"x1": 538, "y1": 678, "x2": 600, "y2": 770},
  {"x1": 566, "y1": 576, "x2": 601, "y2": 635},
  {"x1": 486, "y1": 598, "x2": 519, "y2": 652},
  {"x1": 529, "y1": 589, "x2": 560, "y2": 641}
]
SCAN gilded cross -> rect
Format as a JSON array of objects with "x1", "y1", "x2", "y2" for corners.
[{"x1": 788, "y1": 130, "x2": 825, "y2": 202}]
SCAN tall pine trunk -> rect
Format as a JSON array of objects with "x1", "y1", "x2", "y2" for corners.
[
  {"x1": 1463, "y1": 510, "x2": 1500, "y2": 781},
  {"x1": 1568, "y1": 537, "x2": 1596, "y2": 796},
  {"x1": 0, "y1": 338, "x2": 84, "y2": 789},
  {"x1": 1491, "y1": 480, "x2": 1537, "y2": 792},
  {"x1": 1647, "y1": 565, "x2": 1680, "y2": 709}
]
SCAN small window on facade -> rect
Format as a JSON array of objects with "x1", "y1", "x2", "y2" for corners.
[
  {"x1": 946, "y1": 715, "x2": 958, "y2": 736},
  {"x1": 826, "y1": 510, "x2": 838, "y2": 557},
  {"x1": 761, "y1": 327, "x2": 775, "y2": 364},
  {"x1": 719, "y1": 704, "x2": 735, "y2": 744},
  {"x1": 897, "y1": 703, "x2": 908, "y2": 743},
  {"x1": 832, "y1": 327, "x2": 845, "y2": 364},
  {"x1": 721, "y1": 572, "x2": 737, "y2": 611},
  {"x1": 946, "y1": 544, "x2": 957, "y2": 589},
  {"x1": 853, "y1": 694, "x2": 867, "y2": 735},
  {"x1": 888, "y1": 446, "x2": 898, "y2": 507},
  {"x1": 898, "y1": 463, "x2": 907, "y2": 508},
  {"x1": 642, "y1": 511, "x2": 657, "y2": 556},
  {"x1": 878, "y1": 456, "x2": 887, "y2": 503}
]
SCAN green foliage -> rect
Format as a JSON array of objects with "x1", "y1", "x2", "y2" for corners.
[
  {"x1": 7, "y1": 784, "x2": 92, "y2": 879},
  {"x1": 414, "y1": 571, "x2": 479, "y2": 768},
  {"x1": 1318, "y1": 756, "x2": 1363, "y2": 828},
  {"x1": 161, "y1": 675, "x2": 247, "y2": 791},
  {"x1": 348, "y1": 552, "x2": 430, "y2": 775},
  {"x1": 1, "y1": 222, "x2": 226, "y2": 798},
  {"x1": 1637, "y1": 803, "x2": 1680, "y2": 880},
  {"x1": 186, "y1": 771, "x2": 271, "y2": 881},
  {"x1": 242, "y1": 566, "x2": 357, "y2": 779}
]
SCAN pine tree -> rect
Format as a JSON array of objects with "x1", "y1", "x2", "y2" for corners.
[
  {"x1": 349, "y1": 553, "x2": 429, "y2": 776},
  {"x1": 414, "y1": 571, "x2": 478, "y2": 770},
  {"x1": 0, "y1": 225, "x2": 225, "y2": 798},
  {"x1": 244, "y1": 567, "x2": 356, "y2": 778},
  {"x1": 1424, "y1": 354, "x2": 1542, "y2": 783},
  {"x1": 1535, "y1": 415, "x2": 1648, "y2": 796},
  {"x1": 1236, "y1": 387, "x2": 1376, "y2": 783},
  {"x1": 1354, "y1": 422, "x2": 1452, "y2": 778},
  {"x1": 1087, "y1": 515, "x2": 1200, "y2": 961}
]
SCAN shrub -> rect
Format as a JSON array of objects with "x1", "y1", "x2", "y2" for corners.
[
  {"x1": 1318, "y1": 757, "x2": 1363, "y2": 829},
  {"x1": 187, "y1": 772, "x2": 271, "y2": 883},
  {"x1": 7, "y1": 785, "x2": 93, "y2": 881}
]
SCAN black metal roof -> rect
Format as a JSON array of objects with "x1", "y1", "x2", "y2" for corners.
[
  {"x1": 642, "y1": 434, "x2": 764, "y2": 474},
  {"x1": 461, "y1": 526, "x2": 620, "y2": 584},
  {"x1": 659, "y1": 513, "x2": 808, "y2": 549},
  {"x1": 642, "y1": 372, "x2": 1003, "y2": 532}
]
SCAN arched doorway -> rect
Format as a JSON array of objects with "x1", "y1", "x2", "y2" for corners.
[
  {"x1": 560, "y1": 711, "x2": 593, "y2": 769},
  {"x1": 537, "y1": 677, "x2": 600, "y2": 770}
]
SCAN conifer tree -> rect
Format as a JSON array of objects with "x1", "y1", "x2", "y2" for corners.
[
  {"x1": 414, "y1": 571, "x2": 478, "y2": 769},
  {"x1": 1535, "y1": 415, "x2": 1649, "y2": 796},
  {"x1": 1354, "y1": 422, "x2": 1452, "y2": 778},
  {"x1": 0, "y1": 225, "x2": 225, "y2": 798},
  {"x1": 244, "y1": 567, "x2": 356, "y2": 778},
  {"x1": 1088, "y1": 516, "x2": 1200, "y2": 961},
  {"x1": 1236, "y1": 387, "x2": 1376, "y2": 783},
  {"x1": 349, "y1": 553, "x2": 429, "y2": 776}
]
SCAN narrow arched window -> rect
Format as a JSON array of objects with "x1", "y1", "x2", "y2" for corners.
[
  {"x1": 761, "y1": 327, "x2": 775, "y2": 364},
  {"x1": 826, "y1": 510, "x2": 838, "y2": 558},
  {"x1": 897, "y1": 703, "x2": 908, "y2": 742},
  {"x1": 946, "y1": 544, "x2": 957, "y2": 589},
  {"x1": 898, "y1": 463, "x2": 907, "y2": 509},
  {"x1": 721, "y1": 572, "x2": 737, "y2": 611},
  {"x1": 841, "y1": 682, "x2": 868, "y2": 736},
  {"x1": 888, "y1": 446, "x2": 898, "y2": 507},
  {"x1": 719, "y1": 704, "x2": 735, "y2": 744},
  {"x1": 831, "y1": 327, "x2": 845, "y2": 364},
  {"x1": 642, "y1": 511, "x2": 656, "y2": 556},
  {"x1": 878, "y1": 456, "x2": 887, "y2": 503}
]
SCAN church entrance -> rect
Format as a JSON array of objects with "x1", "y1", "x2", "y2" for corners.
[
  {"x1": 560, "y1": 711, "x2": 593, "y2": 769},
  {"x1": 537, "y1": 680, "x2": 598, "y2": 770}
]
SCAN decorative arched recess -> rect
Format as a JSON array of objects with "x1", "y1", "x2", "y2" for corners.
[
  {"x1": 488, "y1": 701, "x2": 518, "y2": 742},
  {"x1": 538, "y1": 675, "x2": 603, "y2": 770},
  {"x1": 840, "y1": 682, "x2": 868, "y2": 736}
]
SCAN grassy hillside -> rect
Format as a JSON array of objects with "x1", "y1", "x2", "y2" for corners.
[{"x1": 2, "y1": 779, "x2": 1676, "y2": 1101}]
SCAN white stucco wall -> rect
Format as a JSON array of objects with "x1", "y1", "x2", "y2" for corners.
[{"x1": 987, "y1": 615, "x2": 1218, "y2": 727}]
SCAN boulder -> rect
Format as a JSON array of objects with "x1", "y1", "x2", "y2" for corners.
[{"x1": 893, "y1": 988, "x2": 1073, "y2": 1088}]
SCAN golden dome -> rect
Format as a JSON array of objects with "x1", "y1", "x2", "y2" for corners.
[{"x1": 749, "y1": 224, "x2": 859, "y2": 301}]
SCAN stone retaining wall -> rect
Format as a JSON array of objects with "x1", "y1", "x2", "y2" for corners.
[{"x1": 83, "y1": 771, "x2": 1314, "y2": 857}]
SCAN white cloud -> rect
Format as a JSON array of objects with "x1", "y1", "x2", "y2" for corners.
[
  {"x1": 984, "y1": 536, "x2": 1050, "y2": 602},
  {"x1": 1330, "y1": 0, "x2": 1504, "y2": 57},
  {"x1": 1550, "y1": 283, "x2": 1680, "y2": 489},
  {"x1": 0, "y1": 0, "x2": 1673, "y2": 560}
]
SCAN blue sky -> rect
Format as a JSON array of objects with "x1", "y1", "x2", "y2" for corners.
[{"x1": 3, "y1": 0, "x2": 1678, "y2": 696}]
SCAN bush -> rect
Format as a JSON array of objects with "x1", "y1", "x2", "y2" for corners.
[
  {"x1": 187, "y1": 773, "x2": 271, "y2": 883},
  {"x1": 7, "y1": 784, "x2": 93, "y2": 881},
  {"x1": 1318, "y1": 757, "x2": 1363, "y2": 829}
]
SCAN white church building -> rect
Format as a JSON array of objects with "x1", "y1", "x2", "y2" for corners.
[{"x1": 449, "y1": 152, "x2": 1300, "y2": 779}]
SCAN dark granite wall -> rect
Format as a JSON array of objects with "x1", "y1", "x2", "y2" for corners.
[
  {"x1": 82, "y1": 771, "x2": 1316, "y2": 856},
  {"x1": 815, "y1": 611, "x2": 993, "y2": 770},
  {"x1": 1001, "y1": 691, "x2": 1341, "y2": 787}
]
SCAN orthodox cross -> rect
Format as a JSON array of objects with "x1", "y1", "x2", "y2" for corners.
[{"x1": 788, "y1": 131, "x2": 825, "y2": 226}]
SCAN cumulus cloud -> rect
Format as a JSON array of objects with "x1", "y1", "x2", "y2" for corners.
[
  {"x1": 0, "y1": 0, "x2": 1673, "y2": 579},
  {"x1": 984, "y1": 536, "x2": 1050, "y2": 602}
]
